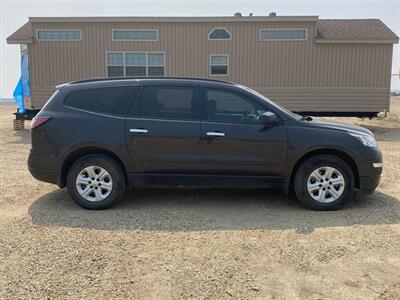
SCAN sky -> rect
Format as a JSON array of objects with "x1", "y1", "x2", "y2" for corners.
[{"x1": 0, "y1": 0, "x2": 399, "y2": 98}]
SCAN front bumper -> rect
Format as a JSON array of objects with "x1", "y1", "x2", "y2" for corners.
[
  {"x1": 353, "y1": 146, "x2": 382, "y2": 196},
  {"x1": 359, "y1": 175, "x2": 381, "y2": 195}
]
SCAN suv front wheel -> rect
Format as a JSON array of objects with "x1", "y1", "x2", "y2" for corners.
[
  {"x1": 66, "y1": 154, "x2": 126, "y2": 209},
  {"x1": 294, "y1": 154, "x2": 354, "y2": 210}
]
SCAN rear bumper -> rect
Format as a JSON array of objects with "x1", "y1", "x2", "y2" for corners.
[
  {"x1": 28, "y1": 150, "x2": 60, "y2": 185},
  {"x1": 28, "y1": 167, "x2": 58, "y2": 185}
]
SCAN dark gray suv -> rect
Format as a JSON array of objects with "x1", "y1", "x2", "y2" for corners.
[{"x1": 28, "y1": 77, "x2": 382, "y2": 210}]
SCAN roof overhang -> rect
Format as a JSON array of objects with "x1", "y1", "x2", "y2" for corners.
[
  {"x1": 316, "y1": 38, "x2": 399, "y2": 44},
  {"x1": 28, "y1": 16, "x2": 319, "y2": 23},
  {"x1": 6, "y1": 38, "x2": 33, "y2": 44}
]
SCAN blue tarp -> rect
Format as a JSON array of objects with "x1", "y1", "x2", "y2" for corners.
[
  {"x1": 13, "y1": 49, "x2": 30, "y2": 113},
  {"x1": 13, "y1": 77, "x2": 26, "y2": 113}
]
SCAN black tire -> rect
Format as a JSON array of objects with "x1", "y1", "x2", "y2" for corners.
[
  {"x1": 294, "y1": 154, "x2": 354, "y2": 211},
  {"x1": 66, "y1": 154, "x2": 126, "y2": 209}
]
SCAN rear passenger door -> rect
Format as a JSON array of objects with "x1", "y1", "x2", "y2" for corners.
[{"x1": 126, "y1": 84, "x2": 202, "y2": 174}]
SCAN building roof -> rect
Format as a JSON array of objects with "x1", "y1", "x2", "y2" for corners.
[
  {"x1": 27, "y1": 16, "x2": 319, "y2": 23},
  {"x1": 7, "y1": 16, "x2": 399, "y2": 44},
  {"x1": 316, "y1": 19, "x2": 399, "y2": 43},
  {"x1": 6, "y1": 22, "x2": 33, "y2": 44}
]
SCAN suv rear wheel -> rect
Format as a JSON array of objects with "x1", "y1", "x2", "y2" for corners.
[
  {"x1": 294, "y1": 154, "x2": 354, "y2": 210},
  {"x1": 66, "y1": 154, "x2": 126, "y2": 209}
]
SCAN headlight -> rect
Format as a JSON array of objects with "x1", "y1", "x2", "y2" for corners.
[{"x1": 349, "y1": 133, "x2": 377, "y2": 147}]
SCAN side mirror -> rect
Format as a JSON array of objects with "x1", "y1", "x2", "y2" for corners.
[{"x1": 258, "y1": 111, "x2": 279, "y2": 125}]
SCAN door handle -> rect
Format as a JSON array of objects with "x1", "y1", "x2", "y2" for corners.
[
  {"x1": 206, "y1": 131, "x2": 225, "y2": 137},
  {"x1": 130, "y1": 128, "x2": 148, "y2": 134}
]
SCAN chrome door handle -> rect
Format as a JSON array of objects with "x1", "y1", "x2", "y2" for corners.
[
  {"x1": 130, "y1": 128, "x2": 148, "y2": 134},
  {"x1": 206, "y1": 131, "x2": 225, "y2": 137}
]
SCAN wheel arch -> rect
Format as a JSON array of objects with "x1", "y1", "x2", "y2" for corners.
[
  {"x1": 285, "y1": 148, "x2": 360, "y2": 195},
  {"x1": 59, "y1": 147, "x2": 128, "y2": 187}
]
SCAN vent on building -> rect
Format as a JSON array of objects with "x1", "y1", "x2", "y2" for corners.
[
  {"x1": 269, "y1": 12, "x2": 277, "y2": 17},
  {"x1": 234, "y1": 12, "x2": 242, "y2": 17}
]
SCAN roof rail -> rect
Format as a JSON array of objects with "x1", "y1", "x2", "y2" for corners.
[{"x1": 70, "y1": 76, "x2": 234, "y2": 85}]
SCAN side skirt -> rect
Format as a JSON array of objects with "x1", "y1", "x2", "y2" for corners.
[{"x1": 127, "y1": 173, "x2": 284, "y2": 189}]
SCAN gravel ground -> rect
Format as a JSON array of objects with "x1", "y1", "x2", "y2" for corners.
[{"x1": 0, "y1": 100, "x2": 399, "y2": 299}]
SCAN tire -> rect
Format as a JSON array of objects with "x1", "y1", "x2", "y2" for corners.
[
  {"x1": 66, "y1": 154, "x2": 126, "y2": 209},
  {"x1": 294, "y1": 154, "x2": 354, "y2": 211}
]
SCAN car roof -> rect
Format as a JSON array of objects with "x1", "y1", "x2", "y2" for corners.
[{"x1": 58, "y1": 77, "x2": 237, "y2": 90}]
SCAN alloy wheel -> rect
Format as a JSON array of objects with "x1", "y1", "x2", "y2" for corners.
[
  {"x1": 75, "y1": 166, "x2": 113, "y2": 202},
  {"x1": 307, "y1": 166, "x2": 345, "y2": 203}
]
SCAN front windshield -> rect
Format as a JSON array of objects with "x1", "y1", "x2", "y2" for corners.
[{"x1": 241, "y1": 85, "x2": 302, "y2": 120}]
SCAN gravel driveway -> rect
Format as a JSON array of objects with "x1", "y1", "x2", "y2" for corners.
[{"x1": 1, "y1": 101, "x2": 399, "y2": 299}]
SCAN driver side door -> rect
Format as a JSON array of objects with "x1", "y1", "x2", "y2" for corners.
[{"x1": 200, "y1": 87, "x2": 288, "y2": 180}]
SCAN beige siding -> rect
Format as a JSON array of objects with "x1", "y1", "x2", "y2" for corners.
[{"x1": 28, "y1": 21, "x2": 393, "y2": 112}]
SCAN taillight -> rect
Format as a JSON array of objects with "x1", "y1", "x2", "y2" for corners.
[{"x1": 31, "y1": 117, "x2": 51, "y2": 129}]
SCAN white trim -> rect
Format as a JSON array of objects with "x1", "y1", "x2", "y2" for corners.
[
  {"x1": 105, "y1": 51, "x2": 166, "y2": 77},
  {"x1": 208, "y1": 27, "x2": 232, "y2": 41},
  {"x1": 210, "y1": 54, "x2": 229, "y2": 76},
  {"x1": 36, "y1": 29, "x2": 81, "y2": 41},
  {"x1": 112, "y1": 29, "x2": 159, "y2": 41},
  {"x1": 259, "y1": 28, "x2": 307, "y2": 41},
  {"x1": 373, "y1": 162, "x2": 383, "y2": 168}
]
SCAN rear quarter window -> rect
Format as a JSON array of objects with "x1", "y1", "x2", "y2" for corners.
[{"x1": 64, "y1": 86, "x2": 138, "y2": 115}]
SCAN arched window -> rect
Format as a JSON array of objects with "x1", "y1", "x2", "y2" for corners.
[{"x1": 208, "y1": 27, "x2": 231, "y2": 40}]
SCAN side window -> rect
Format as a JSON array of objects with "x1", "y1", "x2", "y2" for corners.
[
  {"x1": 135, "y1": 86, "x2": 198, "y2": 120},
  {"x1": 64, "y1": 86, "x2": 137, "y2": 115},
  {"x1": 205, "y1": 89, "x2": 266, "y2": 124}
]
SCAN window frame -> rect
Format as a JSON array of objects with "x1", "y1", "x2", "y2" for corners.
[
  {"x1": 210, "y1": 54, "x2": 229, "y2": 76},
  {"x1": 200, "y1": 86, "x2": 277, "y2": 125},
  {"x1": 208, "y1": 27, "x2": 232, "y2": 41},
  {"x1": 36, "y1": 29, "x2": 82, "y2": 41},
  {"x1": 106, "y1": 51, "x2": 166, "y2": 77},
  {"x1": 128, "y1": 84, "x2": 201, "y2": 121},
  {"x1": 112, "y1": 29, "x2": 159, "y2": 41},
  {"x1": 259, "y1": 28, "x2": 307, "y2": 41}
]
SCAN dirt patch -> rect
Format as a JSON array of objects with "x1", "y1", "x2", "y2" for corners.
[{"x1": 0, "y1": 101, "x2": 399, "y2": 299}]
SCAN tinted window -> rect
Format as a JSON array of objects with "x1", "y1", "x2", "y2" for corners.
[
  {"x1": 64, "y1": 86, "x2": 137, "y2": 115},
  {"x1": 134, "y1": 86, "x2": 197, "y2": 120},
  {"x1": 205, "y1": 89, "x2": 266, "y2": 124}
]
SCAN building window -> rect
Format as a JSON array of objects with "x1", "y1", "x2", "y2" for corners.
[
  {"x1": 260, "y1": 29, "x2": 307, "y2": 41},
  {"x1": 107, "y1": 52, "x2": 165, "y2": 77},
  {"x1": 210, "y1": 55, "x2": 228, "y2": 75},
  {"x1": 107, "y1": 53, "x2": 124, "y2": 77},
  {"x1": 112, "y1": 29, "x2": 158, "y2": 41},
  {"x1": 209, "y1": 27, "x2": 231, "y2": 40},
  {"x1": 37, "y1": 30, "x2": 81, "y2": 41}
]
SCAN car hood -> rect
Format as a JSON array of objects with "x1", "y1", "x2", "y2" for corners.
[{"x1": 307, "y1": 119, "x2": 373, "y2": 135}]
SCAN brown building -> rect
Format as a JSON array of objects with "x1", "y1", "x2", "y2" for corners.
[{"x1": 7, "y1": 15, "x2": 399, "y2": 116}]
